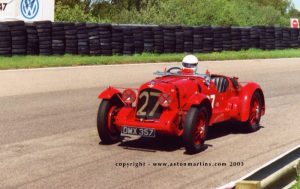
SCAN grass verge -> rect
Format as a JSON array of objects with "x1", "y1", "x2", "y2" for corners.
[
  {"x1": 293, "y1": 171, "x2": 300, "y2": 189},
  {"x1": 0, "y1": 48, "x2": 300, "y2": 70}
]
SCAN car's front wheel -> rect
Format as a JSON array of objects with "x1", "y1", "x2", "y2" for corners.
[
  {"x1": 97, "y1": 100, "x2": 121, "y2": 144},
  {"x1": 183, "y1": 106, "x2": 209, "y2": 154}
]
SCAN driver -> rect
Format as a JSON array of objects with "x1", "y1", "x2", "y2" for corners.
[{"x1": 181, "y1": 55, "x2": 199, "y2": 74}]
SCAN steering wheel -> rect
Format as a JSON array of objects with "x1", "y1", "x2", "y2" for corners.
[{"x1": 167, "y1": 67, "x2": 181, "y2": 74}]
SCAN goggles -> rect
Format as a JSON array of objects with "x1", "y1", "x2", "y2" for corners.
[{"x1": 182, "y1": 62, "x2": 197, "y2": 68}]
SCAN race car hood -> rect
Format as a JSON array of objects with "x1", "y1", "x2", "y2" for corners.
[{"x1": 139, "y1": 76, "x2": 202, "y2": 108}]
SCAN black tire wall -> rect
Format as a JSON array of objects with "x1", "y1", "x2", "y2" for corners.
[{"x1": 0, "y1": 21, "x2": 299, "y2": 56}]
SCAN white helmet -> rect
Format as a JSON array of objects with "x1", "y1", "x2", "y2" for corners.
[{"x1": 182, "y1": 55, "x2": 199, "y2": 72}]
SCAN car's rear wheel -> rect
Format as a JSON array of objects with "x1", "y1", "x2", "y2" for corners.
[
  {"x1": 97, "y1": 99, "x2": 121, "y2": 144},
  {"x1": 183, "y1": 106, "x2": 209, "y2": 154},
  {"x1": 245, "y1": 91, "x2": 262, "y2": 132}
]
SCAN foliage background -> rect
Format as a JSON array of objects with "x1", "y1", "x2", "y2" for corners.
[{"x1": 55, "y1": 0, "x2": 300, "y2": 26}]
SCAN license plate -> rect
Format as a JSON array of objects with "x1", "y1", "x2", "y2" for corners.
[{"x1": 121, "y1": 126, "x2": 155, "y2": 138}]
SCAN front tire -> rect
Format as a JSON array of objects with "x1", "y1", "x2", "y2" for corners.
[
  {"x1": 183, "y1": 106, "x2": 209, "y2": 154},
  {"x1": 97, "y1": 100, "x2": 121, "y2": 144}
]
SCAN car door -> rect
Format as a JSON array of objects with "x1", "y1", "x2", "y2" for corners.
[{"x1": 209, "y1": 76, "x2": 231, "y2": 123}]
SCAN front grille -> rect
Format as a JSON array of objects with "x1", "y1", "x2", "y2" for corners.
[{"x1": 136, "y1": 89, "x2": 163, "y2": 119}]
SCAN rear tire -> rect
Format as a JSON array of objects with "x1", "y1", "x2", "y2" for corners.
[
  {"x1": 244, "y1": 91, "x2": 263, "y2": 132},
  {"x1": 97, "y1": 100, "x2": 121, "y2": 144},
  {"x1": 183, "y1": 106, "x2": 209, "y2": 154}
]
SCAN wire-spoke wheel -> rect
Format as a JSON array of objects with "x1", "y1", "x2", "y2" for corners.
[
  {"x1": 97, "y1": 100, "x2": 121, "y2": 144},
  {"x1": 245, "y1": 91, "x2": 262, "y2": 132},
  {"x1": 183, "y1": 106, "x2": 209, "y2": 154}
]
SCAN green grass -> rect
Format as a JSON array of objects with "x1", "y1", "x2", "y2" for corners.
[
  {"x1": 293, "y1": 171, "x2": 300, "y2": 189},
  {"x1": 292, "y1": 160, "x2": 300, "y2": 189},
  {"x1": 0, "y1": 48, "x2": 300, "y2": 70}
]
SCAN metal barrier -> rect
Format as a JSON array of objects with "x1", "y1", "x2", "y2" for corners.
[{"x1": 218, "y1": 145, "x2": 300, "y2": 189}]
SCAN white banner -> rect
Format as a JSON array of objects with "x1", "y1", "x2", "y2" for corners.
[{"x1": 0, "y1": 0, "x2": 54, "y2": 21}]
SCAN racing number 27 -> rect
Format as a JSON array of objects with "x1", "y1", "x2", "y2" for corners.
[
  {"x1": 0, "y1": 3, "x2": 8, "y2": 11},
  {"x1": 137, "y1": 91, "x2": 160, "y2": 116},
  {"x1": 207, "y1": 94, "x2": 216, "y2": 108}
]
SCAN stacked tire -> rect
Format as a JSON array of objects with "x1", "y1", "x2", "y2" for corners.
[
  {"x1": 193, "y1": 26, "x2": 203, "y2": 53},
  {"x1": 222, "y1": 27, "x2": 231, "y2": 51},
  {"x1": 203, "y1": 26, "x2": 213, "y2": 53},
  {"x1": 142, "y1": 26, "x2": 154, "y2": 53},
  {"x1": 25, "y1": 23, "x2": 39, "y2": 55},
  {"x1": 290, "y1": 28, "x2": 299, "y2": 48},
  {"x1": 153, "y1": 26, "x2": 163, "y2": 53},
  {"x1": 132, "y1": 26, "x2": 144, "y2": 54},
  {"x1": 250, "y1": 26, "x2": 260, "y2": 49},
  {"x1": 298, "y1": 29, "x2": 300, "y2": 47},
  {"x1": 76, "y1": 23, "x2": 89, "y2": 55},
  {"x1": 111, "y1": 26, "x2": 123, "y2": 55},
  {"x1": 265, "y1": 27, "x2": 275, "y2": 50},
  {"x1": 87, "y1": 23, "x2": 101, "y2": 55},
  {"x1": 275, "y1": 27, "x2": 284, "y2": 49},
  {"x1": 0, "y1": 22, "x2": 12, "y2": 56},
  {"x1": 162, "y1": 26, "x2": 176, "y2": 53},
  {"x1": 231, "y1": 27, "x2": 242, "y2": 51},
  {"x1": 35, "y1": 21, "x2": 52, "y2": 55},
  {"x1": 2, "y1": 22, "x2": 300, "y2": 56},
  {"x1": 257, "y1": 26, "x2": 266, "y2": 50},
  {"x1": 213, "y1": 27, "x2": 223, "y2": 52},
  {"x1": 282, "y1": 28, "x2": 291, "y2": 48},
  {"x1": 8, "y1": 21, "x2": 26, "y2": 55},
  {"x1": 99, "y1": 24, "x2": 112, "y2": 56},
  {"x1": 52, "y1": 22, "x2": 65, "y2": 55},
  {"x1": 241, "y1": 27, "x2": 251, "y2": 50},
  {"x1": 64, "y1": 23, "x2": 78, "y2": 54},
  {"x1": 175, "y1": 26, "x2": 184, "y2": 53},
  {"x1": 183, "y1": 27, "x2": 193, "y2": 53},
  {"x1": 122, "y1": 26, "x2": 134, "y2": 55}
]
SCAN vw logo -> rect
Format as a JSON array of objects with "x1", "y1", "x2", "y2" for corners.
[{"x1": 20, "y1": 0, "x2": 39, "y2": 19}]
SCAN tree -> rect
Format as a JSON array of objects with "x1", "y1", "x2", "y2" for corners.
[
  {"x1": 247, "y1": 0, "x2": 292, "y2": 14},
  {"x1": 287, "y1": 7, "x2": 300, "y2": 19},
  {"x1": 55, "y1": 1, "x2": 98, "y2": 22},
  {"x1": 56, "y1": 0, "x2": 94, "y2": 13},
  {"x1": 55, "y1": 0, "x2": 294, "y2": 26}
]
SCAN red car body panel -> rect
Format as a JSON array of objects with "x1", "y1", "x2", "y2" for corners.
[
  {"x1": 238, "y1": 82, "x2": 265, "y2": 121},
  {"x1": 98, "y1": 86, "x2": 121, "y2": 99},
  {"x1": 98, "y1": 71, "x2": 265, "y2": 136}
]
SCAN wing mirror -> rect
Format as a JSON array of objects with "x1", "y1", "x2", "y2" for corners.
[
  {"x1": 204, "y1": 70, "x2": 211, "y2": 88},
  {"x1": 231, "y1": 77, "x2": 239, "y2": 89},
  {"x1": 204, "y1": 76, "x2": 211, "y2": 87}
]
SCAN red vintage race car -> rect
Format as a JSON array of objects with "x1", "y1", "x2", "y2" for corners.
[{"x1": 97, "y1": 66, "x2": 265, "y2": 154}]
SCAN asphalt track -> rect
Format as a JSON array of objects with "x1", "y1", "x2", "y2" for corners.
[{"x1": 0, "y1": 58, "x2": 299, "y2": 189}]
